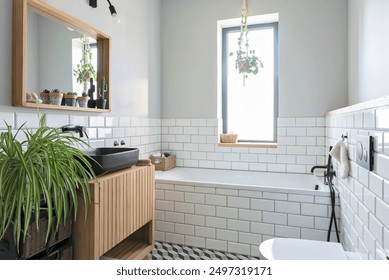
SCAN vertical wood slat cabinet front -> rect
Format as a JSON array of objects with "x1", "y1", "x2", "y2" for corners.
[{"x1": 73, "y1": 165, "x2": 155, "y2": 260}]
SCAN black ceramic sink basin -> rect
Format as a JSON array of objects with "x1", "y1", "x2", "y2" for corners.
[{"x1": 83, "y1": 147, "x2": 139, "y2": 175}]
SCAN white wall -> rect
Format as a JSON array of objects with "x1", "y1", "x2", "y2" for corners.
[
  {"x1": 0, "y1": 0, "x2": 161, "y2": 118},
  {"x1": 27, "y1": 9, "x2": 95, "y2": 95},
  {"x1": 161, "y1": 0, "x2": 348, "y2": 118},
  {"x1": 37, "y1": 15, "x2": 79, "y2": 93},
  {"x1": 348, "y1": 0, "x2": 389, "y2": 105},
  {"x1": 27, "y1": 11, "x2": 39, "y2": 94}
]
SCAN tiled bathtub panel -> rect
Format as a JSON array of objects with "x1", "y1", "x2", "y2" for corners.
[
  {"x1": 327, "y1": 109, "x2": 389, "y2": 260},
  {"x1": 155, "y1": 183, "x2": 335, "y2": 257}
]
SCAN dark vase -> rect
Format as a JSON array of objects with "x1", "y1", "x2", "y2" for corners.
[
  {"x1": 96, "y1": 99, "x2": 107, "y2": 109},
  {"x1": 64, "y1": 98, "x2": 77, "y2": 107},
  {"x1": 88, "y1": 99, "x2": 96, "y2": 108}
]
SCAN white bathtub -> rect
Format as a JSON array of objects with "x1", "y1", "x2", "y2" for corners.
[
  {"x1": 154, "y1": 168, "x2": 336, "y2": 254},
  {"x1": 156, "y1": 167, "x2": 328, "y2": 195},
  {"x1": 155, "y1": 168, "x2": 339, "y2": 256}
]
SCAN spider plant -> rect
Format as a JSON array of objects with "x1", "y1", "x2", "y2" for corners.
[{"x1": 0, "y1": 114, "x2": 96, "y2": 250}]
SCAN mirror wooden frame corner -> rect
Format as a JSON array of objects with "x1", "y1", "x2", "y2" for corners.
[{"x1": 12, "y1": 0, "x2": 111, "y2": 112}]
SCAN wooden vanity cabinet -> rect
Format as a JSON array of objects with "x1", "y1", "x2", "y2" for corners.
[{"x1": 73, "y1": 165, "x2": 155, "y2": 260}]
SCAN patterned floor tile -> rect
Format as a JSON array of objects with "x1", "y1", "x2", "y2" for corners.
[{"x1": 148, "y1": 242, "x2": 260, "y2": 260}]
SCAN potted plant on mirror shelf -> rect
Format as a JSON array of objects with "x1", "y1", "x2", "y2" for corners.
[
  {"x1": 73, "y1": 35, "x2": 96, "y2": 96},
  {"x1": 40, "y1": 89, "x2": 51, "y2": 104},
  {"x1": 86, "y1": 77, "x2": 96, "y2": 109},
  {"x1": 49, "y1": 89, "x2": 63, "y2": 106},
  {"x1": 77, "y1": 92, "x2": 90, "y2": 108},
  {"x1": 0, "y1": 111, "x2": 97, "y2": 259},
  {"x1": 230, "y1": 0, "x2": 263, "y2": 86},
  {"x1": 96, "y1": 77, "x2": 107, "y2": 109},
  {"x1": 63, "y1": 92, "x2": 78, "y2": 107}
]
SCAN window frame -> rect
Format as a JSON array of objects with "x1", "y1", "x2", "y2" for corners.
[{"x1": 222, "y1": 22, "x2": 279, "y2": 143}]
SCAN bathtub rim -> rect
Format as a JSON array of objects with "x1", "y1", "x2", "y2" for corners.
[{"x1": 155, "y1": 168, "x2": 332, "y2": 197}]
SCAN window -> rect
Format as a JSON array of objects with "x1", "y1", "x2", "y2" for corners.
[{"x1": 222, "y1": 22, "x2": 278, "y2": 143}]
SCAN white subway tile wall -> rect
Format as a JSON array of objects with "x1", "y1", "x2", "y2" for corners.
[
  {"x1": 5, "y1": 110, "x2": 387, "y2": 259},
  {"x1": 327, "y1": 106, "x2": 389, "y2": 260},
  {"x1": 16, "y1": 112, "x2": 41, "y2": 128},
  {"x1": 1, "y1": 112, "x2": 161, "y2": 159},
  {"x1": 161, "y1": 117, "x2": 325, "y2": 173},
  {"x1": 155, "y1": 183, "x2": 337, "y2": 257},
  {"x1": 0, "y1": 112, "x2": 14, "y2": 129}
]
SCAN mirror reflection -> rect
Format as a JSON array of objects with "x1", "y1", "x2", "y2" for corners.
[{"x1": 27, "y1": 10, "x2": 98, "y2": 98}]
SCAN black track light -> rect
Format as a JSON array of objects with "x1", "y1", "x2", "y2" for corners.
[
  {"x1": 89, "y1": 0, "x2": 120, "y2": 24},
  {"x1": 107, "y1": 0, "x2": 120, "y2": 24},
  {"x1": 89, "y1": 0, "x2": 97, "y2": 8}
]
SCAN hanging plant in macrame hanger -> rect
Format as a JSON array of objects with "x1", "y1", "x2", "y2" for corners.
[{"x1": 230, "y1": 0, "x2": 263, "y2": 86}]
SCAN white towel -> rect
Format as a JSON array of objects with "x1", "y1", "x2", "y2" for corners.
[{"x1": 329, "y1": 140, "x2": 350, "y2": 179}]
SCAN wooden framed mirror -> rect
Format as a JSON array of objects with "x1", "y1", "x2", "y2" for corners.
[{"x1": 13, "y1": 0, "x2": 111, "y2": 112}]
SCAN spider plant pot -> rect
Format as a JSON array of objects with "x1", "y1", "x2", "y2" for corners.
[
  {"x1": 77, "y1": 96, "x2": 90, "y2": 108},
  {"x1": 96, "y1": 98, "x2": 107, "y2": 109},
  {"x1": 49, "y1": 92, "x2": 63, "y2": 106},
  {"x1": 63, "y1": 94, "x2": 78, "y2": 107},
  {"x1": 0, "y1": 115, "x2": 96, "y2": 258},
  {"x1": 40, "y1": 91, "x2": 50, "y2": 104},
  {"x1": 0, "y1": 213, "x2": 72, "y2": 259}
]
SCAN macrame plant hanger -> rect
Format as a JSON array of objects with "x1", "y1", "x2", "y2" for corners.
[{"x1": 239, "y1": 0, "x2": 249, "y2": 86}]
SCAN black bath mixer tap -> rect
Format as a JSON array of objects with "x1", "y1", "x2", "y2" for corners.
[
  {"x1": 311, "y1": 146, "x2": 335, "y2": 185},
  {"x1": 310, "y1": 165, "x2": 328, "y2": 173},
  {"x1": 61, "y1": 125, "x2": 88, "y2": 138}
]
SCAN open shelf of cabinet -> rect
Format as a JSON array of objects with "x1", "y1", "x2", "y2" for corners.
[{"x1": 103, "y1": 223, "x2": 154, "y2": 260}]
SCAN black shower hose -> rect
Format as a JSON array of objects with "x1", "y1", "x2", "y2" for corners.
[{"x1": 327, "y1": 172, "x2": 340, "y2": 243}]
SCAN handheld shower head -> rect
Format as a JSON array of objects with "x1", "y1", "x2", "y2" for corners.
[{"x1": 327, "y1": 146, "x2": 333, "y2": 175}]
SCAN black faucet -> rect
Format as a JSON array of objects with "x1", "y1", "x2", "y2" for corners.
[
  {"x1": 61, "y1": 125, "x2": 88, "y2": 138},
  {"x1": 311, "y1": 146, "x2": 335, "y2": 185},
  {"x1": 311, "y1": 165, "x2": 330, "y2": 185},
  {"x1": 310, "y1": 165, "x2": 327, "y2": 173}
]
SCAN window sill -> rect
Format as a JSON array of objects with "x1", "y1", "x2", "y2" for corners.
[{"x1": 218, "y1": 142, "x2": 278, "y2": 148}]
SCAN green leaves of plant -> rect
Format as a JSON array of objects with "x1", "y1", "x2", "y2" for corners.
[{"x1": 0, "y1": 115, "x2": 95, "y2": 251}]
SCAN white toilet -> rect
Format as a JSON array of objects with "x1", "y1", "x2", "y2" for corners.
[{"x1": 259, "y1": 238, "x2": 355, "y2": 260}]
